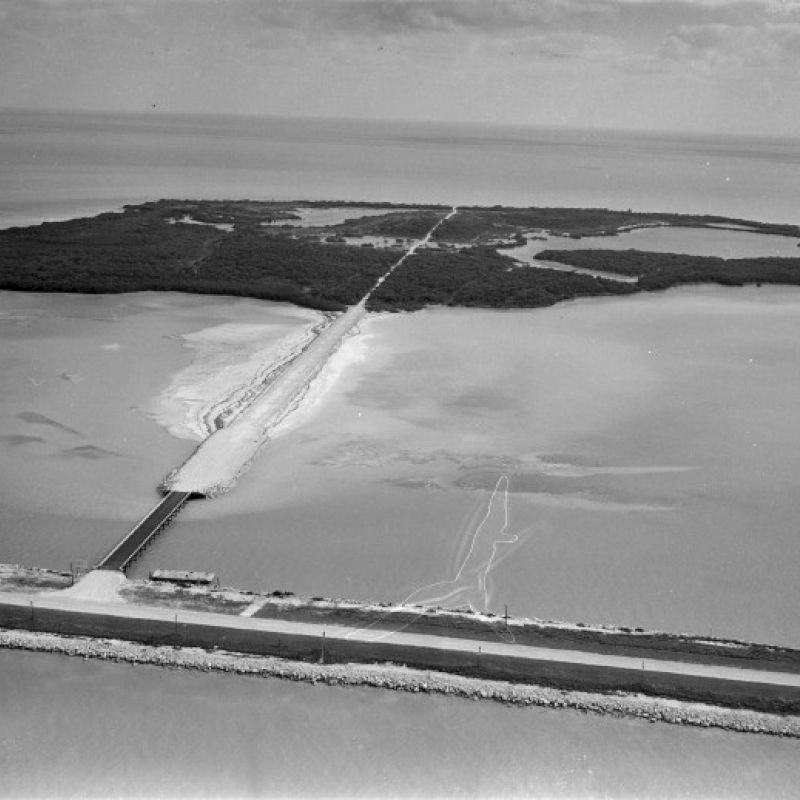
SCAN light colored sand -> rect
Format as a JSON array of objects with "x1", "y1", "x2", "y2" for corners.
[
  {"x1": 165, "y1": 207, "x2": 457, "y2": 496},
  {"x1": 150, "y1": 318, "x2": 325, "y2": 440},
  {"x1": 53, "y1": 570, "x2": 128, "y2": 603},
  {"x1": 165, "y1": 302, "x2": 367, "y2": 495},
  {"x1": 269, "y1": 318, "x2": 370, "y2": 438},
  {"x1": 166, "y1": 215, "x2": 234, "y2": 233}
]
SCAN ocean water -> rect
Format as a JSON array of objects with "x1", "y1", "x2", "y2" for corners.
[
  {"x1": 4, "y1": 649, "x2": 799, "y2": 799},
  {"x1": 509, "y1": 226, "x2": 800, "y2": 263},
  {"x1": 2, "y1": 109, "x2": 799, "y2": 228},
  {"x1": 3, "y1": 109, "x2": 800, "y2": 797}
]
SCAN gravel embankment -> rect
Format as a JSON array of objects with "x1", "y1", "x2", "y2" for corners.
[{"x1": 2, "y1": 627, "x2": 798, "y2": 739}]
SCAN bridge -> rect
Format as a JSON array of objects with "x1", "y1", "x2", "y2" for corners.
[{"x1": 97, "y1": 491, "x2": 193, "y2": 572}]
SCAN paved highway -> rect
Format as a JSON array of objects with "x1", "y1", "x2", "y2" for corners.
[{"x1": 2, "y1": 587, "x2": 799, "y2": 692}]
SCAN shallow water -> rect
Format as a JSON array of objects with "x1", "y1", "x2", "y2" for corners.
[
  {"x1": 5, "y1": 287, "x2": 800, "y2": 645},
  {"x1": 4, "y1": 287, "x2": 800, "y2": 647},
  {"x1": 121, "y1": 286, "x2": 800, "y2": 647},
  {"x1": 2, "y1": 649, "x2": 799, "y2": 799},
  {"x1": 506, "y1": 225, "x2": 800, "y2": 264},
  {"x1": 265, "y1": 206, "x2": 402, "y2": 228},
  {"x1": 0, "y1": 292, "x2": 319, "y2": 568}
]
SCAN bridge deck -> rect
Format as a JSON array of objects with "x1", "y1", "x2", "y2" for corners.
[{"x1": 97, "y1": 491, "x2": 192, "y2": 572}]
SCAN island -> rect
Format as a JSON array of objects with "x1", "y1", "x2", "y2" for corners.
[{"x1": 2, "y1": 200, "x2": 799, "y2": 312}]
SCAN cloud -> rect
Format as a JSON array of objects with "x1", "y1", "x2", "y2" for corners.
[
  {"x1": 4, "y1": 0, "x2": 798, "y2": 50},
  {"x1": 663, "y1": 21, "x2": 757, "y2": 54},
  {"x1": 0, "y1": 0, "x2": 157, "y2": 42},
  {"x1": 516, "y1": 31, "x2": 622, "y2": 61},
  {"x1": 1, "y1": 0, "x2": 798, "y2": 134},
  {"x1": 245, "y1": 0, "x2": 800, "y2": 32},
  {"x1": 769, "y1": 20, "x2": 800, "y2": 50},
  {"x1": 250, "y1": 0, "x2": 617, "y2": 36},
  {"x1": 660, "y1": 20, "x2": 800, "y2": 67}
]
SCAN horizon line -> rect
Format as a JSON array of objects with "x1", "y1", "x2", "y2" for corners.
[{"x1": 2, "y1": 105, "x2": 799, "y2": 145}]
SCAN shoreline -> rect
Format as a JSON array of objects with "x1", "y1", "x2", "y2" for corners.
[
  {"x1": 2, "y1": 566, "x2": 800, "y2": 730},
  {"x1": 149, "y1": 310, "x2": 330, "y2": 441},
  {"x1": 2, "y1": 626, "x2": 798, "y2": 738}
]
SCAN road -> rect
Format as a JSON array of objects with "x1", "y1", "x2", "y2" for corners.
[{"x1": 1, "y1": 587, "x2": 799, "y2": 694}]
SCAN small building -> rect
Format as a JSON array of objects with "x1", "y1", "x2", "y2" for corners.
[{"x1": 149, "y1": 569, "x2": 219, "y2": 588}]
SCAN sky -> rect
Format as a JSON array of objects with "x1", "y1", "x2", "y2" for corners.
[{"x1": 1, "y1": 0, "x2": 799, "y2": 136}]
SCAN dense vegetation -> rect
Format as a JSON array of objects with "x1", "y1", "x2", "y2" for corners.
[
  {"x1": 537, "y1": 249, "x2": 800, "y2": 291},
  {"x1": 3, "y1": 200, "x2": 800, "y2": 313},
  {"x1": 0, "y1": 205, "x2": 398, "y2": 311},
  {"x1": 330, "y1": 209, "x2": 447, "y2": 240},
  {"x1": 201, "y1": 230, "x2": 396, "y2": 309},
  {"x1": 367, "y1": 246, "x2": 634, "y2": 311}
]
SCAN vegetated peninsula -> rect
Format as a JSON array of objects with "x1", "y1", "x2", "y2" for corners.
[
  {"x1": 534, "y1": 249, "x2": 800, "y2": 292},
  {"x1": 1, "y1": 199, "x2": 799, "y2": 311}
]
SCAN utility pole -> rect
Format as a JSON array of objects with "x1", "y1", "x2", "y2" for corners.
[{"x1": 504, "y1": 604, "x2": 509, "y2": 629}]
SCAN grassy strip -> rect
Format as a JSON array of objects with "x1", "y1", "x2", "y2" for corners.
[
  {"x1": 0, "y1": 564, "x2": 72, "y2": 593},
  {"x1": 119, "y1": 583, "x2": 253, "y2": 615},
  {"x1": 252, "y1": 597, "x2": 800, "y2": 673}
]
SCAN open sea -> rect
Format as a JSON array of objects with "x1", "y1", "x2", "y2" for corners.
[
  {"x1": 1, "y1": 109, "x2": 800, "y2": 797},
  {"x1": 2, "y1": 108, "x2": 799, "y2": 228}
]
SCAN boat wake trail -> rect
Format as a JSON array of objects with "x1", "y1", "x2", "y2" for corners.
[
  {"x1": 401, "y1": 475, "x2": 522, "y2": 613},
  {"x1": 347, "y1": 475, "x2": 534, "y2": 644}
]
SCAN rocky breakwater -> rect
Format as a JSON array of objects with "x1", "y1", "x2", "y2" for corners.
[{"x1": 1, "y1": 627, "x2": 799, "y2": 739}]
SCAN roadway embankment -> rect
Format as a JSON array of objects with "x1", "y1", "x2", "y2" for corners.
[
  {"x1": 1, "y1": 586, "x2": 799, "y2": 717},
  {"x1": 3, "y1": 625, "x2": 799, "y2": 738}
]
